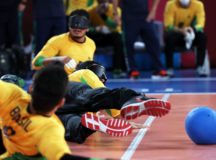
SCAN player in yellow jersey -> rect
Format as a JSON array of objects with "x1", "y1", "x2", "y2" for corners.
[
  {"x1": 164, "y1": 0, "x2": 208, "y2": 77},
  {"x1": 55, "y1": 61, "x2": 171, "y2": 143},
  {"x1": 57, "y1": 61, "x2": 122, "y2": 143},
  {"x1": 64, "y1": 0, "x2": 97, "y2": 17},
  {"x1": 32, "y1": 9, "x2": 96, "y2": 75},
  {"x1": 1, "y1": 62, "x2": 172, "y2": 144},
  {"x1": 87, "y1": 0, "x2": 127, "y2": 78},
  {"x1": 0, "y1": 62, "x2": 104, "y2": 160}
]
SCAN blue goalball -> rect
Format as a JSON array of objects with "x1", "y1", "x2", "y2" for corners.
[{"x1": 185, "y1": 106, "x2": 216, "y2": 145}]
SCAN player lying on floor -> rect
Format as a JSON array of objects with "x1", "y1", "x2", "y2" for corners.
[
  {"x1": 1, "y1": 61, "x2": 171, "y2": 144},
  {"x1": 0, "y1": 62, "x2": 111, "y2": 160},
  {"x1": 57, "y1": 61, "x2": 170, "y2": 143}
]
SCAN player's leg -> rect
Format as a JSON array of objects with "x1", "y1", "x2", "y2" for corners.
[
  {"x1": 81, "y1": 113, "x2": 133, "y2": 137},
  {"x1": 120, "y1": 95, "x2": 171, "y2": 120},
  {"x1": 64, "y1": 83, "x2": 171, "y2": 119},
  {"x1": 58, "y1": 113, "x2": 95, "y2": 143}
]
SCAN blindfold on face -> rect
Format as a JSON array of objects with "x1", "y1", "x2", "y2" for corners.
[{"x1": 68, "y1": 15, "x2": 89, "y2": 29}]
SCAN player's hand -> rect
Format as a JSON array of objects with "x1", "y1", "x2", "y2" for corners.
[
  {"x1": 177, "y1": 27, "x2": 187, "y2": 35},
  {"x1": 18, "y1": 3, "x2": 26, "y2": 12},
  {"x1": 55, "y1": 56, "x2": 71, "y2": 64},
  {"x1": 185, "y1": 26, "x2": 194, "y2": 33},
  {"x1": 146, "y1": 9, "x2": 156, "y2": 22}
]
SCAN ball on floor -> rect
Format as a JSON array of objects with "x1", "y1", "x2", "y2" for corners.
[{"x1": 185, "y1": 106, "x2": 216, "y2": 144}]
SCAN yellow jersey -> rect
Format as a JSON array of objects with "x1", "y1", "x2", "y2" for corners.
[
  {"x1": 68, "y1": 69, "x2": 120, "y2": 117},
  {"x1": 164, "y1": 0, "x2": 205, "y2": 31},
  {"x1": 64, "y1": 0, "x2": 97, "y2": 16},
  {"x1": 32, "y1": 33, "x2": 96, "y2": 72},
  {"x1": 88, "y1": 4, "x2": 122, "y2": 33},
  {"x1": 0, "y1": 81, "x2": 71, "y2": 160}
]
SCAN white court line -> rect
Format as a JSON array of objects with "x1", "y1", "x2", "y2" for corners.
[
  {"x1": 149, "y1": 92, "x2": 216, "y2": 95},
  {"x1": 108, "y1": 77, "x2": 216, "y2": 82},
  {"x1": 120, "y1": 94, "x2": 170, "y2": 160}
]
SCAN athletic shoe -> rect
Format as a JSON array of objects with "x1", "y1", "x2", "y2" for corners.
[
  {"x1": 197, "y1": 66, "x2": 209, "y2": 77},
  {"x1": 167, "y1": 68, "x2": 174, "y2": 77},
  {"x1": 151, "y1": 70, "x2": 169, "y2": 80},
  {"x1": 129, "y1": 70, "x2": 140, "y2": 79},
  {"x1": 81, "y1": 113, "x2": 132, "y2": 137},
  {"x1": 113, "y1": 69, "x2": 127, "y2": 78},
  {"x1": 121, "y1": 97, "x2": 171, "y2": 120}
]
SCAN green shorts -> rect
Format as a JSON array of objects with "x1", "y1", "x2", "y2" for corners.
[{"x1": 4, "y1": 153, "x2": 46, "y2": 160}]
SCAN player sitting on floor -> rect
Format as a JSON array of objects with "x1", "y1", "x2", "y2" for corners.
[{"x1": 0, "y1": 62, "x2": 108, "y2": 160}]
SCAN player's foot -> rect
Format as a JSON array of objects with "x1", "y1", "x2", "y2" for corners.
[
  {"x1": 121, "y1": 98, "x2": 171, "y2": 120},
  {"x1": 81, "y1": 113, "x2": 132, "y2": 137}
]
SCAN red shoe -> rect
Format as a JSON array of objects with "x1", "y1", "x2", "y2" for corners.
[
  {"x1": 129, "y1": 70, "x2": 140, "y2": 79},
  {"x1": 121, "y1": 99, "x2": 171, "y2": 120},
  {"x1": 81, "y1": 113, "x2": 132, "y2": 136}
]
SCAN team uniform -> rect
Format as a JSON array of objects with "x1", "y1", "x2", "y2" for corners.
[
  {"x1": 88, "y1": 4, "x2": 121, "y2": 33},
  {"x1": 68, "y1": 69, "x2": 104, "y2": 88},
  {"x1": 164, "y1": 0, "x2": 207, "y2": 71},
  {"x1": 87, "y1": 4, "x2": 126, "y2": 73},
  {"x1": 68, "y1": 69, "x2": 120, "y2": 117},
  {"x1": 164, "y1": 0, "x2": 205, "y2": 31},
  {"x1": 0, "y1": 81, "x2": 71, "y2": 160},
  {"x1": 32, "y1": 33, "x2": 96, "y2": 73},
  {"x1": 57, "y1": 69, "x2": 121, "y2": 143},
  {"x1": 56, "y1": 81, "x2": 141, "y2": 143},
  {"x1": 64, "y1": 0, "x2": 97, "y2": 16}
]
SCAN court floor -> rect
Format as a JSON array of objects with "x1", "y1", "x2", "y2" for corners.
[{"x1": 68, "y1": 72, "x2": 216, "y2": 160}]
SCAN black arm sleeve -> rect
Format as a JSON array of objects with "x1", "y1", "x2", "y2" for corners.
[{"x1": 56, "y1": 82, "x2": 140, "y2": 114}]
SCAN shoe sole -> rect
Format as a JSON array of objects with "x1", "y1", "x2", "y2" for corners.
[
  {"x1": 121, "y1": 99, "x2": 171, "y2": 120},
  {"x1": 81, "y1": 113, "x2": 132, "y2": 137}
]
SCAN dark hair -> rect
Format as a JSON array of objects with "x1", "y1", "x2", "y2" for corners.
[
  {"x1": 31, "y1": 62, "x2": 68, "y2": 114},
  {"x1": 68, "y1": 9, "x2": 90, "y2": 29},
  {"x1": 76, "y1": 60, "x2": 107, "y2": 83},
  {"x1": 70, "y1": 9, "x2": 89, "y2": 19}
]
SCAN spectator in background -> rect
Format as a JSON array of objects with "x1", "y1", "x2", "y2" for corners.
[
  {"x1": 22, "y1": 0, "x2": 33, "y2": 54},
  {"x1": 164, "y1": 0, "x2": 208, "y2": 77},
  {"x1": 0, "y1": 0, "x2": 26, "y2": 48},
  {"x1": 87, "y1": 0, "x2": 127, "y2": 78},
  {"x1": 32, "y1": 0, "x2": 66, "y2": 54},
  {"x1": 64, "y1": 0, "x2": 97, "y2": 19},
  {"x1": 64, "y1": 0, "x2": 118, "y2": 23},
  {"x1": 113, "y1": 0, "x2": 168, "y2": 79},
  {"x1": 32, "y1": 9, "x2": 96, "y2": 75}
]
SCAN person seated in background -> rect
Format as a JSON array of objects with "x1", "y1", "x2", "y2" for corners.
[
  {"x1": 32, "y1": 9, "x2": 96, "y2": 75},
  {"x1": 87, "y1": 0, "x2": 127, "y2": 78},
  {"x1": 164, "y1": 0, "x2": 208, "y2": 77},
  {"x1": 64, "y1": 0, "x2": 97, "y2": 21}
]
